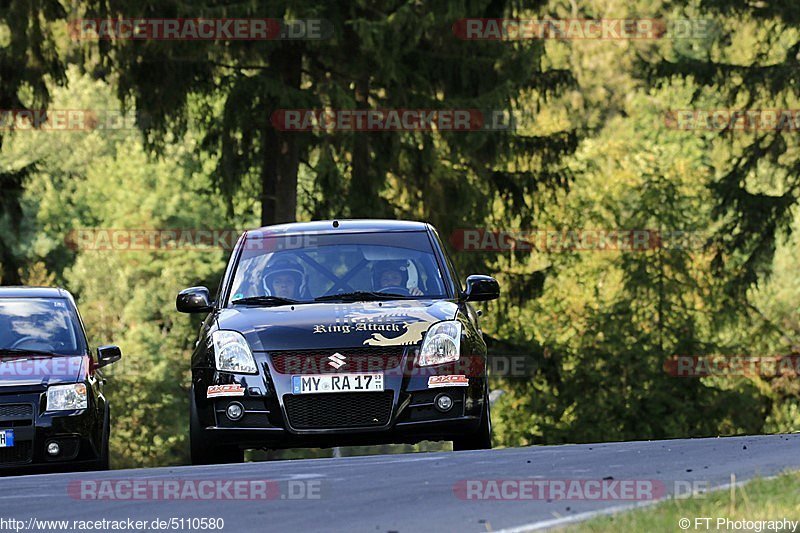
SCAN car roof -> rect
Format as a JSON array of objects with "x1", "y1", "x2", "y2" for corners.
[
  {"x1": 246, "y1": 219, "x2": 431, "y2": 237},
  {"x1": 0, "y1": 286, "x2": 72, "y2": 299}
]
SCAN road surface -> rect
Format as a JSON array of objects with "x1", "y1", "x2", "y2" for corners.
[{"x1": 1, "y1": 434, "x2": 799, "y2": 532}]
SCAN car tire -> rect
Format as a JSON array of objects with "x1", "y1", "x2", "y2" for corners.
[
  {"x1": 453, "y1": 390, "x2": 493, "y2": 451},
  {"x1": 190, "y1": 389, "x2": 244, "y2": 465},
  {"x1": 86, "y1": 406, "x2": 111, "y2": 472},
  {"x1": 97, "y1": 408, "x2": 111, "y2": 470}
]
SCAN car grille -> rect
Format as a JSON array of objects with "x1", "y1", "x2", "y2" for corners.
[
  {"x1": 283, "y1": 392, "x2": 394, "y2": 429},
  {"x1": 0, "y1": 404, "x2": 33, "y2": 418},
  {"x1": 0, "y1": 403, "x2": 34, "y2": 429},
  {"x1": 0, "y1": 440, "x2": 33, "y2": 465},
  {"x1": 270, "y1": 346, "x2": 405, "y2": 374}
]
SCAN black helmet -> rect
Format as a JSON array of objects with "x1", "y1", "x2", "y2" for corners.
[
  {"x1": 372, "y1": 260, "x2": 409, "y2": 289},
  {"x1": 262, "y1": 258, "x2": 306, "y2": 295}
]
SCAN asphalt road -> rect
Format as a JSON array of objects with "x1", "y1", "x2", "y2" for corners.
[{"x1": 1, "y1": 434, "x2": 799, "y2": 532}]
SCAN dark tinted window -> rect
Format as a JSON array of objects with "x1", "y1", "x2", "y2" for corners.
[
  {"x1": 0, "y1": 298, "x2": 87, "y2": 355},
  {"x1": 229, "y1": 231, "x2": 450, "y2": 302}
]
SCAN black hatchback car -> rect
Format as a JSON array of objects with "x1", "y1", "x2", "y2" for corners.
[
  {"x1": 178, "y1": 220, "x2": 499, "y2": 464},
  {"x1": 0, "y1": 287, "x2": 121, "y2": 472}
]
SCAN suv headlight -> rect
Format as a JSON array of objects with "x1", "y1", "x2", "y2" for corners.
[
  {"x1": 418, "y1": 320, "x2": 462, "y2": 366},
  {"x1": 212, "y1": 330, "x2": 257, "y2": 374},
  {"x1": 46, "y1": 383, "x2": 88, "y2": 411}
]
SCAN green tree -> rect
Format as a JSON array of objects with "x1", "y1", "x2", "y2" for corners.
[
  {"x1": 651, "y1": 1, "x2": 800, "y2": 295},
  {"x1": 0, "y1": 0, "x2": 67, "y2": 283},
  {"x1": 79, "y1": 0, "x2": 579, "y2": 235}
]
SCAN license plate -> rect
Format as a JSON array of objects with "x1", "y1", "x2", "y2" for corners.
[
  {"x1": 292, "y1": 373, "x2": 384, "y2": 394},
  {"x1": 0, "y1": 430, "x2": 14, "y2": 448}
]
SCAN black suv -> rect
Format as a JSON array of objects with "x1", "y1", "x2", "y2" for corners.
[{"x1": 0, "y1": 287, "x2": 121, "y2": 472}]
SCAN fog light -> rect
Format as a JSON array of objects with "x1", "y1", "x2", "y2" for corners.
[
  {"x1": 226, "y1": 402, "x2": 244, "y2": 421},
  {"x1": 47, "y1": 442, "x2": 60, "y2": 456},
  {"x1": 435, "y1": 394, "x2": 453, "y2": 412}
]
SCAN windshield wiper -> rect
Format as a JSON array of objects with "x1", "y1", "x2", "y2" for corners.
[
  {"x1": 314, "y1": 291, "x2": 410, "y2": 302},
  {"x1": 0, "y1": 348, "x2": 56, "y2": 357},
  {"x1": 231, "y1": 295, "x2": 301, "y2": 307}
]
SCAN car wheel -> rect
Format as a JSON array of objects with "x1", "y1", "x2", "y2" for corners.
[
  {"x1": 86, "y1": 407, "x2": 111, "y2": 471},
  {"x1": 453, "y1": 390, "x2": 493, "y2": 451},
  {"x1": 190, "y1": 389, "x2": 244, "y2": 465},
  {"x1": 97, "y1": 408, "x2": 111, "y2": 470}
]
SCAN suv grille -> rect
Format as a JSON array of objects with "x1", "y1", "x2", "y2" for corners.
[
  {"x1": 271, "y1": 347, "x2": 405, "y2": 374},
  {"x1": 284, "y1": 392, "x2": 394, "y2": 429},
  {"x1": 0, "y1": 404, "x2": 33, "y2": 418}
]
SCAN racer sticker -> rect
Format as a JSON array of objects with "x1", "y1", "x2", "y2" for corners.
[
  {"x1": 308, "y1": 301, "x2": 459, "y2": 347},
  {"x1": 428, "y1": 375, "x2": 469, "y2": 388},
  {"x1": 207, "y1": 384, "x2": 245, "y2": 398}
]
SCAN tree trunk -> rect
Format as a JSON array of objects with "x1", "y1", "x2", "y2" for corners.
[
  {"x1": 260, "y1": 123, "x2": 279, "y2": 227},
  {"x1": 260, "y1": 45, "x2": 303, "y2": 227},
  {"x1": 349, "y1": 77, "x2": 372, "y2": 218},
  {"x1": 0, "y1": 166, "x2": 25, "y2": 285},
  {"x1": 0, "y1": 245, "x2": 22, "y2": 285}
]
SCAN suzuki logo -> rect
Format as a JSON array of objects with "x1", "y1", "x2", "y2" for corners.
[{"x1": 327, "y1": 353, "x2": 347, "y2": 369}]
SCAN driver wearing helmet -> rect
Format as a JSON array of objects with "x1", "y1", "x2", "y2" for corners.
[
  {"x1": 372, "y1": 260, "x2": 423, "y2": 296},
  {"x1": 262, "y1": 258, "x2": 306, "y2": 299}
]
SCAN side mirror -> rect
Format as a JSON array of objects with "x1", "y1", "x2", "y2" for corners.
[
  {"x1": 96, "y1": 345, "x2": 122, "y2": 368},
  {"x1": 177, "y1": 286, "x2": 213, "y2": 313},
  {"x1": 463, "y1": 275, "x2": 500, "y2": 302}
]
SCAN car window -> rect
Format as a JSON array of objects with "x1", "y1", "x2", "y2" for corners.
[
  {"x1": 228, "y1": 231, "x2": 449, "y2": 303},
  {"x1": 0, "y1": 298, "x2": 86, "y2": 355}
]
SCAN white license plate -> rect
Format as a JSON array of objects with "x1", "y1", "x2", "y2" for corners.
[
  {"x1": 0, "y1": 430, "x2": 14, "y2": 448},
  {"x1": 292, "y1": 373, "x2": 384, "y2": 394}
]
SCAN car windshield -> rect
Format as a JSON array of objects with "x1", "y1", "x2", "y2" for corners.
[
  {"x1": 0, "y1": 298, "x2": 87, "y2": 356},
  {"x1": 228, "y1": 231, "x2": 450, "y2": 304}
]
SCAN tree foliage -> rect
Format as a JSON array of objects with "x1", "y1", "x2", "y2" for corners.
[{"x1": 0, "y1": 0, "x2": 67, "y2": 283}]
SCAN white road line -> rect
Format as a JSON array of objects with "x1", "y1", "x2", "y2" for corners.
[
  {"x1": 492, "y1": 472, "x2": 789, "y2": 533},
  {"x1": 0, "y1": 494, "x2": 63, "y2": 499},
  {"x1": 493, "y1": 500, "x2": 662, "y2": 532}
]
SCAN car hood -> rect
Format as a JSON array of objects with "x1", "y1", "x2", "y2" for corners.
[
  {"x1": 0, "y1": 355, "x2": 87, "y2": 387},
  {"x1": 216, "y1": 299, "x2": 460, "y2": 351}
]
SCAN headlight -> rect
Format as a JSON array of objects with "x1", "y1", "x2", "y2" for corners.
[
  {"x1": 212, "y1": 330, "x2": 257, "y2": 374},
  {"x1": 418, "y1": 320, "x2": 462, "y2": 366},
  {"x1": 46, "y1": 383, "x2": 88, "y2": 411}
]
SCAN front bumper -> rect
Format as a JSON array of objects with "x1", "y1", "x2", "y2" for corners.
[
  {"x1": 0, "y1": 390, "x2": 103, "y2": 471},
  {"x1": 193, "y1": 348, "x2": 487, "y2": 449}
]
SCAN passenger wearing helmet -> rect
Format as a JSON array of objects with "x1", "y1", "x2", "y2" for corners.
[
  {"x1": 372, "y1": 260, "x2": 423, "y2": 296},
  {"x1": 262, "y1": 258, "x2": 306, "y2": 299}
]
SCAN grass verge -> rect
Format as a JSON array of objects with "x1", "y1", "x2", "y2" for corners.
[{"x1": 568, "y1": 471, "x2": 800, "y2": 532}]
